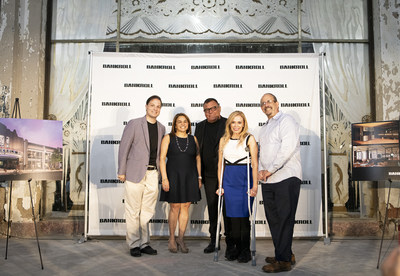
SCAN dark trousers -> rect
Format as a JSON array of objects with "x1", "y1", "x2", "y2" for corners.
[
  {"x1": 262, "y1": 177, "x2": 301, "y2": 262},
  {"x1": 204, "y1": 176, "x2": 233, "y2": 245},
  {"x1": 230, "y1": 217, "x2": 250, "y2": 252}
]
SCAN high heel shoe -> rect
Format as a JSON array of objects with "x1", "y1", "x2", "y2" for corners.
[
  {"x1": 168, "y1": 240, "x2": 178, "y2": 253},
  {"x1": 176, "y1": 237, "x2": 189, "y2": 253}
]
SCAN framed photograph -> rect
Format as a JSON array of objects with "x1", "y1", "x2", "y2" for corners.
[
  {"x1": 0, "y1": 118, "x2": 63, "y2": 181},
  {"x1": 352, "y1": 121, "x2": 400, "y2": 181}
]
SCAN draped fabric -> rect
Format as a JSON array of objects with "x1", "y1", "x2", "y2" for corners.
[
  {"x1": 49, "y1": 0, "x2": 114, "y2": 206},
  {"x1": 49, "y1": 0, "x2": 114, "y2": 123},
  {"x1": 304, "y1": 0, "x2": 370, "y2": 123}
]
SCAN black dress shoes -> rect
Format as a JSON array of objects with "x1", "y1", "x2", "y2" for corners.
[
  {"x1": 237, "y1": 250, "x2": 251, "y2": 263},
  {"x1": 140, "y1": 245, "x2": 157, "y2": 255},
  {"x1": 204, "y1": 242, "x2": 219, "y2": 253},
  {"x1": 225, "y1": 243, "x2": 235, "y2": 258},
  {"x1": 130, "y1": 247, "x2": 141, "y2": 257},
  {"x1": 226, "y1": 247, "x2": 239, "y2": 261}
]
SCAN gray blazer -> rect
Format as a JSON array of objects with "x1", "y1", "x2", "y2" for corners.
[{"x1": 118, "y1": 116, "x2": 166, "y2": 183}]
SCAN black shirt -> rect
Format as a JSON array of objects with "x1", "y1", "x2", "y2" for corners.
[
  {"x1": 147, "y1": 121, "x2": 158, "y2": 167},
  {"x1": 202, "y1": 119, "x2": 223, "y2": 177}
]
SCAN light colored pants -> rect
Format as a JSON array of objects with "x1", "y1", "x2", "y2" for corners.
[{"x1": 125, "y1": 170, "x2": 159, "y2": 249}]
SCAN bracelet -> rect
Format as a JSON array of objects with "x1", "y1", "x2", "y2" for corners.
[{"x1": 198, "y1": 176, "x2": 202, "y2": 179}]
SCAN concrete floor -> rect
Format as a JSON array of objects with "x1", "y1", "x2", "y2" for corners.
[{"x1": 0, "y1": 236, "x2": 396, "y2": 275}]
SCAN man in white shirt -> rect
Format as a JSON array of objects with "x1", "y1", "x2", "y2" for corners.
[{"x1": 258, "y1": 93, "x2": 301, "y2": 273}]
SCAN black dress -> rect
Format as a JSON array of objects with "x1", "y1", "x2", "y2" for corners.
[{"x1": 160, "y1": 134, "x2": 201, "y2": 203}]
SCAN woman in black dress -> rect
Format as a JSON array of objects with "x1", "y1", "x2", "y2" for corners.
[{"x1": 160, "y1": 113, "x2": 202, "y2": 253}]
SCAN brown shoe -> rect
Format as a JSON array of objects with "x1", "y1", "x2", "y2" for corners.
[
  {"x1": 265, "y1": 254, "x2": 296, "y2": 265},
  {"x1": 262, "y1": 261, "x2": 292, "y2": 273},
  {"x1": 176, "y1": 237, "x2": 189, "y2": 253}
]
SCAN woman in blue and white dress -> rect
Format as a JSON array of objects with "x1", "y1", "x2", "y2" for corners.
[{"x1": 217, "y1": 111, "x2": 258, "y2": 263}]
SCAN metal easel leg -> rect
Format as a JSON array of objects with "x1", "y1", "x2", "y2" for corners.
[
  {"x1": 28, "y1": 178, "x2": 44, "y2": 270},
  {"x1": 5, "y1": 181, "x2": 13, "y2": 260},
  {"x1": 377, "y1": 178, "x2": 392, "y2": 269}
]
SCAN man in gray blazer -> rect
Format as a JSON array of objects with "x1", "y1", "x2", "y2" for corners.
[{"x1": 118, "y1": 95, "x2": 166, "y2": 257}]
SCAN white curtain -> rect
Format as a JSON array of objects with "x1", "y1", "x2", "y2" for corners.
[
  {"x1": 304, "y1": 0, "x2": 370, "y2": 123},
  {"x1": 49, "y1": 0, "x2": 114, "y2": 123},
  {"x1": 49, "y1": 0, "x2": 114, "y2": 207}
]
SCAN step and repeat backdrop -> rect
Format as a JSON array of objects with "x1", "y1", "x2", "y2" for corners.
[{"x1": 87, "y1": 52, "x2": 322, "y2": 237}]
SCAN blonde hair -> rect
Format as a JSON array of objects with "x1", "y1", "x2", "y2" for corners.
[{"x1": 219, "y1": 111, "x2": 249, "y2": 151}]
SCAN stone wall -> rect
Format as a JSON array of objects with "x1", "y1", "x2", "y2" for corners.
[
  {"x1": 373, "y1": 0, "x2": 400, "y2": 228},
  {"x1": 0, "y1": 0, "x2": 47, "y2": 226}
]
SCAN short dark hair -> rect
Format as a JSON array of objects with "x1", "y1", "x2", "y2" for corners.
[
  {"x1": 203, "y1": 98, "x2": 219, "y2": 106},
  {"x1": 146, "y1": 95, "x2": 162, "y2": 105}
]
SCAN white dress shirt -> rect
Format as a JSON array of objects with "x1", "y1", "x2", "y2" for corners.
[{"x1": 258, "y1": 111, "x2": 302, "y2": 184}]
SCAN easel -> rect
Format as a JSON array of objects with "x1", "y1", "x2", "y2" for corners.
[
  {"x1": 4, "y1": 98, "x2": 44, "y2": 269},
  {"x1": 376, "y1": 178, "x2": 395, "y2": 269}
]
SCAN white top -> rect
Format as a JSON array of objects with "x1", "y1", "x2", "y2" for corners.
[
  {"x1": 258, "y1": 111, "x2": 302, "y2": 183},
  {"x1": 223, "y1": 137, "x2": 249, "y2": 165}
]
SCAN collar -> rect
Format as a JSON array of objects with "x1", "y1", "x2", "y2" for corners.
[{"x1": 267, "y1": 111, "x2": 282, "y2": 124}]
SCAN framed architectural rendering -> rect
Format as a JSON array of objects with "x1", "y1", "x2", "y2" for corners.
[{"x1": 0, "y1": 118, "x2": 63, "y2": 181}]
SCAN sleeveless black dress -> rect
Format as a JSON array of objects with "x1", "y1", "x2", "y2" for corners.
[{"x1": 160, "y1": 134, "x2": 201, "y2": 203}]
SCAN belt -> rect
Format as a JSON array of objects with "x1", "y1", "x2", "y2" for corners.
[{"x1": 147, "y1": 166, "x2": 157, "y2": 170}]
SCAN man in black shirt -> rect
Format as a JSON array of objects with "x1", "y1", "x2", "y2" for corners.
[
  {"x1": 195, "y1": 98, "x2": 233, "y2": 256},
  {"x1": 118, "y1": 95, "x2": 166, "y2": 257}
]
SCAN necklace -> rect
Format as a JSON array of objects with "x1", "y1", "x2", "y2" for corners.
[{"x1": 175, "y1": 135, "x2": 189, "y2": 152}]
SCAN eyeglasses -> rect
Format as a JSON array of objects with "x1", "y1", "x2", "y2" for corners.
[
  {"x1": 260, "y1": 100, "x2": 276, "y2": 106},
  {"x1": 203, "y1": 105, "x2": 218, "y2": 113}
]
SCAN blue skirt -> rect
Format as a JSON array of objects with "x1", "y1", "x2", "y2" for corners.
[{"x1": 223, "y1": 164, "x2": 254, "y2": 217}]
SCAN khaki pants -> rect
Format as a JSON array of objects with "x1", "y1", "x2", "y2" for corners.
[{"x1": 125, "y1": 170, "x2": 159, "y2": 249}]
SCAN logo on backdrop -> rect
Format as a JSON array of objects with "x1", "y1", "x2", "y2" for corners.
[
  {"x1": 100, "y1": 218, "x2": 126, "y2": 223},
  {"x1": 190, "y1": 220, "x2": 209, "y2": 224},
  {"x1": 280, "y1": 65, "x2": 309, "y2": 69},
  {"x1": 213, "y1": 84, "x2": 243, "y2": 88},
  {"x1": 235, "y1": 65, "x2": 265, "y2": 69},
  {"x1": 150, "y1": 219, "x2": 168, "y2": 224},
  {"x1": 146, "y1": 65, "x2": 175, "y2": 69},
  {"x1": 100, "y1": 179, "x2": 124, "y2": 184},
  {"x1": 162, "y1": 102, "x2": 175, "y2": 107},
  {"x1": 168, "y1": 84, "x2": 198, "y2": 88},
  {"x1": 258, "y1": 83, "x2": 288, "y2": 88},
  {"x1": 124, "y1": 83, "x2": 153, "y2": 88},
  {"x1": 236, "y1": 103, "x2": 260, "y2": 108},
  {"x1": 300, "y1": 141, "x2": 310, "y2": 146},
  {"x1": 102, "y1": 102, "x2": 130, "y2": 106},
  {"x1": 191, "y1": 65, "x2": 220, "y2": 69},
  {"x1": 281, "y1": 102, "x2": 310, "y2": 107},
  {"x1": 100, "y1": 140, "x2": 120, "y2": 144},
  {"x1": 103, "y1": 64, "x2": 131, "y2": 69},
  {"x1": 295, "y1": 220, "x2": 312, "y2": 224}
]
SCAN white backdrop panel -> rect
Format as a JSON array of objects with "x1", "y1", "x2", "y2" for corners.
[{"x1": 88, "y1": 52, "x2": 322, "y2": 237}]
